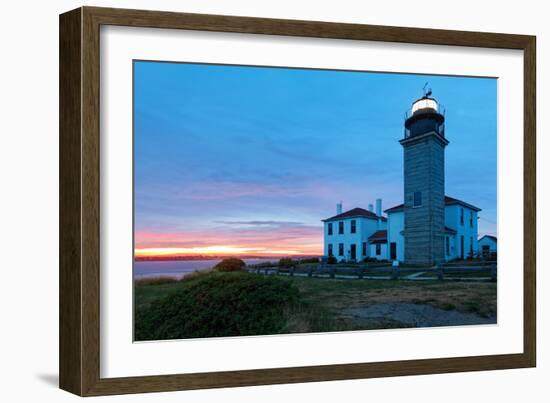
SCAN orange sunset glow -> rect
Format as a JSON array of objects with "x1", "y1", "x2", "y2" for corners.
[
  {"x1": 134, "y1": 245, "x2": 316, "y2": 258},
  {"x1": 134, "y1": 227, "x2": 324, "y2": 260}
]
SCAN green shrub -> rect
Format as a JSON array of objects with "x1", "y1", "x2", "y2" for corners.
[
  {"x1": 363, "y1": 257, "x2": 379, "y2": 263},
  {"x1": 134, "y1": 276, "x2": 178, "y2": 287},
  {"x1": 135, "y1": 272, "x2": 301, "y2": 340},
  {"x1": 179, "y1": 270, "x2": 211, "y2": 282},
  {"x1": 279, "y1": 258, "x2": 295, "y2": 268},
  {"x1": 248, "y1": 261, "x2": 278, "y2": 268},
  {"x1": 299, "y1": 257, "x2": 319, "y2": 264},
  {"x1": 213, "y1": 258, "x2": 246, "y2": 272},
  {"x1": 327, "y1": 256, "x2": 338, "y2": 264}
]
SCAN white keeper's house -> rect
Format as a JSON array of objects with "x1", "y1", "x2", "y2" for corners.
[{"x1": 322, "y1": 92, "x2": 495, "y2": 264}]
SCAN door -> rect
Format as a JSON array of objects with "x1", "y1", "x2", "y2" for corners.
[
  {"x1": 350, "y1": 244, "x2": 356, "y2": 261},
  {"x1": 460, "y1": 235, "x2": 464, "y2": 259},
  {"x1": 390, "y1": 242, "x2": 397, "y2": 260}
]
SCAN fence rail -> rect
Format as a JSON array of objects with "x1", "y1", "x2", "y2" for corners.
[{"x1": 247, "y1": 262, "x2": 496, "y2": 282}]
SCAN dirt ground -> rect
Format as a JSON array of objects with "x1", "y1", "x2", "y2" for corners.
[{"x1": 287, "y1": 277, "x2": 497, "y2": 329}]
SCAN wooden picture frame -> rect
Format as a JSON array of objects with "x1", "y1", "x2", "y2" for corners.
[{"x1": 59, "y1": 6, "x2": 536, "y2": 396}]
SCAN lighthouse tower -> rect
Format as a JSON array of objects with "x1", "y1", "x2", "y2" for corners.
[{"x1": 400, "y1": 92, "x2": 449, "y2": 265}]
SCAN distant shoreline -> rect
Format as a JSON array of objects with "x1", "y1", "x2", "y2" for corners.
[{"x1": 135, "y1": 255, "x2": 321, "y2": 262}]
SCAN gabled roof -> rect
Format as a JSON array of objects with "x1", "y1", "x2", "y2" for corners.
[
  {"x1": 384, "y1": 195, "x2": 482, "y2": 214},
  {"x1": 322, "y1": 207, "x2": 387, "y2": 222},
  {"x1": 384, "y1": 203, "x2": 405, "y2": 213},
  {"x1": 444, "y1": 196, "x2": 482, "y2": 212},
  {"x1": 479, "y1": 235, "x2": 497, "y2": 242},
  {"x1": 368, "y1": 230, "x2": 387, "y2": 244}
]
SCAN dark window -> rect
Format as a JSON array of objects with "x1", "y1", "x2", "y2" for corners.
[
  {"x1": 446, "y1": 236, "x2": 450, "y2": 255},
  {"x1": 362, "y1": 242, "x2": 367, "y2": 256},
  {"x1": 338, "y1": 243, "x2": 344, "y2": 256},
  {"x1": 482, "y1": 245, "x2": 490, "y2": 256},
  {"x1": 413, "y1": 191, "x2": 422, "y2": 207},
  {"x1": 460, "y1": 208, "x2": 464, "y2": 225},
  {"x1": 328, "y1": 244, "x2": 333, "y2": 256},
  {"x1": 350, "y1": 220, "x2": 356, "y2": 234},
  {"x1": 390, "y1": 242, "x2": 397, "y2": 260},
  {"x1": 338, "y1": 221, "x2": 344, "y2": 234},
  {"x1": 328, "y1": 223, "x2": 333, "y2": 235},
  {"x1": 469, "y1": 211, "x2": 473, "y2": 228},
  {"x1": 376, "y1": 244, "x2": 381, "y2": 256},
  {"x1": 350, "y1": 244, "x2": 356, "y2": 260}
]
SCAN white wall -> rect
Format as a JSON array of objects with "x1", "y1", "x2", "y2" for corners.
[
  {"x1": 369, "y1": 243, "x2": 387, "y2": 260},
  {"x1": 387, "y1": 211, "x2": 405, "y2": 261},
  {"x1": 445, "y1": 205, "x2": 479, "y2": 259},
  {"x1": 324, "y1": 217, "x2": 384, "y2": 261},
  {"x1": 1, "y1": 1, "x2": 547, "y2": 403}
]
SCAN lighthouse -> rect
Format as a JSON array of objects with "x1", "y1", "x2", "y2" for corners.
[{"x1": 399, "y1": 91, "x2": 449, "y2": 265}]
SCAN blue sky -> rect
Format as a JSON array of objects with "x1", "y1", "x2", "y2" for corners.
[{"x1": 134, "y1": 60, "x2": 497, "y2": 256}]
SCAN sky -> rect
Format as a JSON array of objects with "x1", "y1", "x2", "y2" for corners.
[{"x1": 133, "y1": 61, "x2": 497, "y2": 258}]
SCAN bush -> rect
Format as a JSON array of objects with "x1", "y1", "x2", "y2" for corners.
[
  {"x1": 327, "y1": 256, "x2": 338, "y2": 264},
  {"x1": 179, "y1": 269, "x2": 211, "y2": 282},
  {"x1": 213, "y1": 258, "x2": 246, "y2": 272},
  {"x1": 363, "y1": 257, "x2": 379, "y2": 263},
  {"x1": 135, "y1": 272, "x2": 300, "y2": 340},
  {"x1": 299, "y1": 257, "x2": 319, "y2": 264},
  {"x1": 134, "y1": 276, "x2": 178, "y2": 287},
  {"x1": 248, "y1": 261, "x2": 278, "y2": 268},
  {"x1": 279, "y1": 258, "x2": 295, "y2": 268}
]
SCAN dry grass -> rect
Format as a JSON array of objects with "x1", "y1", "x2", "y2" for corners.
[{"x1": 287, "y1": 278, "x2": 497, "y2": 319}]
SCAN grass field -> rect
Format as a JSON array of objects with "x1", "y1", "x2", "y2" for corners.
[{"x1": 134, "y1": 271, "x2": 496, "y2": 340}]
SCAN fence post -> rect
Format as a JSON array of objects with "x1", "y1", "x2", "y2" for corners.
[
  {"x1": 437, "y1": 264, "x2": 444, "y2": 281},
  {"x1": 290, "y1": 266, "x2": 295, "y2": 277},
  {"x1": 330, "y1": 266, "x2": 335, "y2": 279},
  {"x1": 490, "y1": 264, "x2": 497, "y2": 281},
  {"x1": 391, "y1": 265, "x2": 399, "y2": 280},
  {"x1": 358, "y1": 267, "x2": 364, "y2": 279}
]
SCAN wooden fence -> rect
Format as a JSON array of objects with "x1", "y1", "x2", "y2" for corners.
[{"x1": 247, "y1": 261, "x2": 496, "y2": 282}]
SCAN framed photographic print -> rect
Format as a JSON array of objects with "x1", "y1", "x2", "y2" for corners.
[{"x1": 59, "y1": 6, "x2": 536, "y2": 396}]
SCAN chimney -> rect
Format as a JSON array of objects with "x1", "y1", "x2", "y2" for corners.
[
  {"x1": 376, "y1": 199, "x2": 383, "y2": 229},
  {"x1": 336, "y1": 202, "x2": 343, "y2": 215},
  {"x1": 368, "y1": 204, "x2": 374, "y2": 212}
]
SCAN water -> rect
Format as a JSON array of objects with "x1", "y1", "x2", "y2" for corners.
[{"x1": 134, "y1": 258, "x2": 278, "y2": 279}]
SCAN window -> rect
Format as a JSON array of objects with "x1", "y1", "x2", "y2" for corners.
[
  {"x1": 338, "y1": 243, "x2": 344, "y2": 256},
  {"x1": 338, "y1": 221, "x2": 344, "y2": 234},
  {"x1": 328, "y1": 244, "x2": 333, "y2": 256},
  {"x1": 328, "y1": 223, "x2": 333, "y2": 235},
  {"x1": 446, "y1": 236, "x2": 450, "y2": 255},
  {"x1": 413, "y1": 191, "x2": 422, "y2": 207},
  {"x1": 460, "y1": 208, "x2": 464, "y2": 225},
  {"x1": 350, "y1": 220, "x2": 356, "y2": 234},
  {"x1": 362, "y1": 242, "x2": 367, "y2": 256},
  {"x1": 469, "y1": 211, "x2": 473, "y2": 228},
  {"x1": 390, "y1": 242, "x2": 397, "y2": 260},
  {"x1": 376, "y1": 244, "x2": 381, "y2": 256}
]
